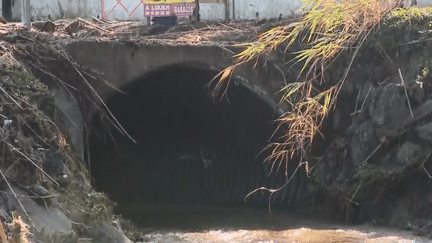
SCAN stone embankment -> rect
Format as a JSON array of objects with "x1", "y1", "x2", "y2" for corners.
[{"x1": 307, "y1": 12, "x2": 432, "y2": 238}]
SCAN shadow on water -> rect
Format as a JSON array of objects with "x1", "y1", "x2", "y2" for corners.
[
  {"x1": 115, "y1": 203, "x2": 311, "y2": 231},
  {"x1": 116, "y1": 203, "x2": 431, "y2": 243}
]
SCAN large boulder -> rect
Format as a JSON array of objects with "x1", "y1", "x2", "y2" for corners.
[
  {"x1": 3, "y1": 186, "x2": 72, "y2": 235},
  {"x1": 91, "y1": 221, "x2": 133, "y2": 243}
]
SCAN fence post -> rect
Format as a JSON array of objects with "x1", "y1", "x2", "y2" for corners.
[
  {"x1": 195, "y1": 0, "x2": 200, "y2": 22},
  {"x1": 232, "y1": 0, "x2": 235, "y2": 21},
  {"x1": 224, "y1": 0, "x2": 229, "y2": 21},
  {"x1": 101, "y1": 0, "x2": 105, "y2": 20},
  {"x1": 21, "y1": 0, "x2": 31, "y2": 29}
]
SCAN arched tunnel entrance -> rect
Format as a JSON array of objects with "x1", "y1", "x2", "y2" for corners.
[{"x1": 88, "y1": 65, "x2": 309, "y2": 227}]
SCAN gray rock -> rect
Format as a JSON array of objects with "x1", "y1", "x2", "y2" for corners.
[
  {"x1": 43, "y1": 150, "x2": 70, "y2": 178},
  {"x1": 396, "y1": 142, "x2": 422, "y2": 166},
  {"x1": 91, "y1": 222, "x2": 133, "y2": 243},
  {"x1": 420, "y1": 99, "x2": 432, "y2": 114},
  {"x1": 416, "y1": 122, "x2": 432, "y2": 141},
  {"x1": 390, "y1": 202, "x2": 411, "y2": 229},
  {"x1": 32, "y1": 21, "x2": 56, "y2": 33},
  {"x1": 1, "y1": 76, "x2": 14, "y2": 86},
  {"x1": 348, "y1": 120, "x2": 378, "y2": 165},
  {"x1": 369, "y1": 85, "x2": 405, "y2": 126},
  {"x1": 3, "y1": 119, "x2": 12, "y2": 131},
  {"x1": 0, "y1": 208, "x2": 11, "y2": 222},
  {"x1": 29, "y1": 185, "x2": 49, "y2": 197},
  {"x1": 65, "y1": 20, "x2": 81, "y2": 36},
  {"x1": 0, "y1": 191, "x2": 14, "y2": 222},
  {"x1": 3, "y1": 186, "x2": 72, "y2": 235},
  {"x1": 368, "y1": 88, "x2": 384, "y2": 125}
]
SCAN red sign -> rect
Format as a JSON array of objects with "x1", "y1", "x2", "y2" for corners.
[{"x1": 144, "y1": 3, "x2": 195, "y2": 18}]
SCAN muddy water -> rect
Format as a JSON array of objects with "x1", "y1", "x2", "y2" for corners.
[{"x1": 116, "y1": 203, "x2": 432, "y2": 243}]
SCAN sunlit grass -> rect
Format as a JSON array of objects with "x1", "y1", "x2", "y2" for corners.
[{"x1": 212, "y1": 0, "x2": 414, "y2": 173}]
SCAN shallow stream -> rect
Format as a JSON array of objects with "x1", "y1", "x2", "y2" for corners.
[{"x1": 116, "y1": 203, "x2": 432, "y2": 243}]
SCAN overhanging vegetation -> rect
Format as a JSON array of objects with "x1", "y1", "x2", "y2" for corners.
[{"x1": 212, "y1": 0, "x2": 432, "y2": 174}]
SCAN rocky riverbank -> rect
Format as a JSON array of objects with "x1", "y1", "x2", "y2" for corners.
[
  {"x1": 0, "y1": 64, "x2": 133, "y2": 242},
  {"x1": 305, "y1": 8, "x2": 432, "y2": 238}
]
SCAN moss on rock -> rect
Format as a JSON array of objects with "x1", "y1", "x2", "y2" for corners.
[{"x1": 1, "y1": 66, "x2": 56, "y2": 118}]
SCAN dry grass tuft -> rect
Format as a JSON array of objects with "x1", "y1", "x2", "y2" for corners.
[
  {"x1": 265, "y1": 83, "x2": 335, "y2": 173},
  {"x1": 212, "y1": 0, "x2": 407, "y2": 173},
  {"x1": 0, "y1": 218, "x2": 7, "y2": 243},
  {"x1": 8, "y1": 215, "x2": 31, "y2": 243}
]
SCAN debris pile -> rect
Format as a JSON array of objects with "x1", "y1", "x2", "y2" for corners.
[
  {"x1": 0, "y1": 16, "x2": 290, "y2": 46},
  {"x1": 0, "y1": 49, "x2": 118, "y2": 241}
]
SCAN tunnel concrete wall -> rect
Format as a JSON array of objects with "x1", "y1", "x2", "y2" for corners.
[
  {"x1": 64, "y1": 41, "x2": 288, "y2": 114},
  {"x1": 56, "y1": 40, "x2": 309, "y2": 209},
  {"x1": 88, "y1": 65, "x2": 309, "y2": 208},
  {"x1": 55, "y1": 41, "x2": 299, "y2": 201},
  {"x1": 12, "y1": 38, "x2": 292, "y2": 173},
  {"x1": 38, "y1": 40, "x2": 290, "y2": 167}
]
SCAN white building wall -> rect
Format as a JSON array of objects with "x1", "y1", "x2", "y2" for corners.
[
  {"x1": 102, "y1": 0, "x2": 144, "y2": 20},
  {"x1": 199, "y1": 3, "x2": 225, "y2": 21},
  {"x1": 11, "y1": 0, "x2": 100, "y2": 21},
  {"x1": 418, "y1": 0, "x2": 432, "y2": 6},
  {"x1": 234, "y1": 0, "x2": 302, "y2": 20},
  {"x1": 5, "y1": 0, "x2": 432, "y2": 22},
  {"x1": 8, "y1": 0, "x2": 302, "y2": 21},
  {"x1": 102, "y1": 1, "x2": 226, "y2": 21}
]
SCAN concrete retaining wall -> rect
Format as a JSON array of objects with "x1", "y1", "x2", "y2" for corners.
[
  {"x1": 234, "y1": 0, "x2": 302, "y2": 20},
  {"x1": 200, "y1": 3, "x2": 225, "y2": 21}
]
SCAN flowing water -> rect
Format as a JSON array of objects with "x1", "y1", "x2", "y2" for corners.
[{"x1": 116, "y1": 203, "x2": 432, "y2": 243}]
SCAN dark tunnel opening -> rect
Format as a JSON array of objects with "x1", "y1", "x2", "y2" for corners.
[{"x1": 88, "y1": 66, "x2": 309, "y2": 227}]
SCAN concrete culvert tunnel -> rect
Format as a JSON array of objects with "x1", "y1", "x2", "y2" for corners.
[{"x1": 88, "y1": 65, "x2": 309, "y2": 226}]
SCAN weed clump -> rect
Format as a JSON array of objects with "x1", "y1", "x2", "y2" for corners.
[
  {"x1": 0, "y1": 63, "x2": 115, "y2": 241},
  {"x1": 212, "y1": 0, "x2": 420, "y2": 173}
]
